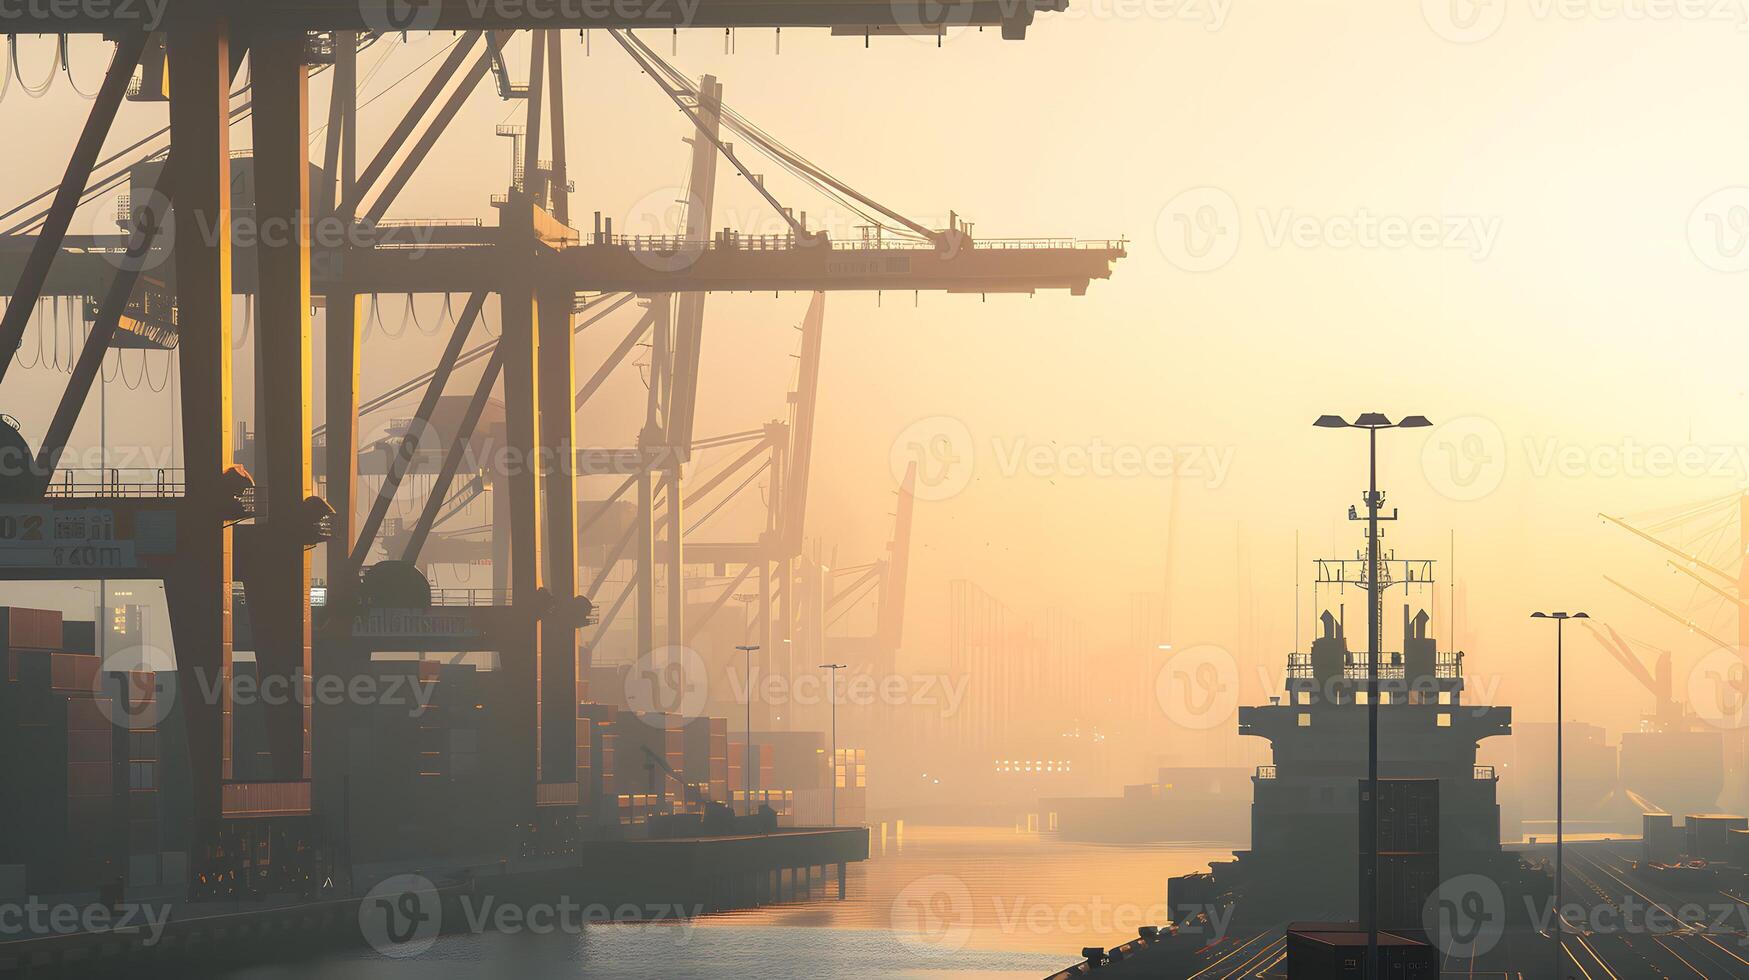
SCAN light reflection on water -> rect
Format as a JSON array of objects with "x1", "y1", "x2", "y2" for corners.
[{"x1": 229, "y1": 827, "x2": 1229, "y2": 979}]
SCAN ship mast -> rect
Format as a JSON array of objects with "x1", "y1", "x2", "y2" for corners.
[{"x1": 1313, "y1": 412, "x2": 1431, "y2": 980}]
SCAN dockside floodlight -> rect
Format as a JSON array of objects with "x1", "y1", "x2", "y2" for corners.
[
  {"x1": 1313, "y1": 411, "x2": 1432, "y2": 980},
  {"x1": 1531, "y1": 609, "x2": 1588, "y2": 980}
]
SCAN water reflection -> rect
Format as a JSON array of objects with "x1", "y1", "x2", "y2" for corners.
[{"x1": 228, "y1": 826, "x2": 1228, "y2": 980}]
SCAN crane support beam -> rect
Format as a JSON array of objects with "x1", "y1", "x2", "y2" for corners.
[
  {"x1": 162, "y1": 16, "x2": 236, "y2": 831},
  {"x1": 538, "y1": 283, "x2": 580, "y2": 775},
  {"x1": 342, "y1": 30, "x2": 483, "y2": 221},
  {"x1": 499, "y1": 195, "x2": 546, "y2": 801},
  {"x1": 244, "y1": 31, "x2": 316, "y2": 787},
  {"x1": 4, "y1": 0, "x2": 1065, "y2": 36},
  {"x1": 783, "y1": 292, "x2": 825, "y2": 553},
  {"x1": 403, "y1": 348, "x2": 503, "y2": 565},
  {"x1": 0, "y1": 239, "x2": 1125, "y2": 300},
  {"x1": 350, "y1": 291, "x2": 487, "y2": 567}
]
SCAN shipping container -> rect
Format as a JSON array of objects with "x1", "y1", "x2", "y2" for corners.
[
  {"x1": 1365, "y1": 778, "x2": 1440, "y2": 853},
  {"x1": 0, "y1": 607, "x2": 64, "y2": 655}
]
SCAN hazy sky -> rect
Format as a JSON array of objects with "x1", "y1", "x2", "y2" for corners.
[{"x1": 6, "y1": 5, "x2": 1749, "y2": 743}]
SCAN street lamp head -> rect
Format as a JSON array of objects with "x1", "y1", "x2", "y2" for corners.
[
  {"x1": 736, "y1": 644, "x2": 761, "y2": 652},
  {"x1": 1353, "y1": 412, "x2": 1393, "y2": 428},
  {"x1": 1314, "y1": 415, "x2": 1350, "y2": 429},
  {"x1": 1531, "y1": 611, "x2": 1588, "y2": 620},
  {"x1": 818, "y1": 663, "x2": 847, "y2": 669},
  {"x1": 1397, "y1": 415, "x2": 1433, "y2": 429}
]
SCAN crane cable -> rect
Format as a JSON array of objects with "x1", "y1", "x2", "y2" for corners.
[
  {"x1": 616, "y1": 30, "x2": 936, "y2": 243},
  {"x1": 61, "y1": 36, "x2": 100, "y2": 100},
  {"x1": 10, "y1": 35, "x2": 60, "y2": 99},
  {"x1": 1, "y1": 30, "x2": 434, "y2": 237}
]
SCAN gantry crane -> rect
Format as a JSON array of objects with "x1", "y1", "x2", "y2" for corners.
[{"x1": 0, "y1": 5, "x2": 1117, "y2": 890}]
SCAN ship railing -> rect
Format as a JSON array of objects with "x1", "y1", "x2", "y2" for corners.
[
  {"x1": 1474, "y1": 766, "x2": 1496, "y2": 780},
  {"x1": 1255, "y1": 765, "x2": 1277, "y2": 780},
  {"x1": 429, "y1": 588, "x2": 510, "y2": 607},
  {"x1": 1343, "y1": 664, "x2": 1406, "y2": 680}
]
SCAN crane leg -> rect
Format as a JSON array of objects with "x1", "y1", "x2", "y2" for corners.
[
  {"x1": 248, "y1": 31, "x2": 315, "y2": 786},
  {"x1": 164, "y1": 17, "x2": 237, "y2": 837}
]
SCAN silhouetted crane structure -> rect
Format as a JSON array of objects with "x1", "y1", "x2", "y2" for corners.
[{"x1": 0, "y1": 4, "x2": 1121, "y2": 891}]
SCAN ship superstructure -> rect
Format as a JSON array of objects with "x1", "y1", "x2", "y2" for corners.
[{"x1": 1172, "y1": 498, "x2": 1544, "y2": 928}]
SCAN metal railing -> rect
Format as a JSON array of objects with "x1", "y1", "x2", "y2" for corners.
[
  {"x1": 581, "y1": 233, "x2": 1128, "y2": 254},
  {"x1": 1474, "y1": 766, "x2": 1496, "y2": 780},
  {"x1": 42, "y1": 468, "x2": 185, "y2": 498},
  {"x1": 1256, "y1": 765, "x2": 1278, "y2": 780},
  {"x1": 429, "y1": 587, "x2": 511, "y2": 607}
]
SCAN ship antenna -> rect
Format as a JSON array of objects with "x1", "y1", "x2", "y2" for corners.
[{"x1": 1294, "y1": 530, "x2": 1301, "y2": 654}]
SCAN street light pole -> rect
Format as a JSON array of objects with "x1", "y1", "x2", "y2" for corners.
[
  {"x1": 1532, "y1": 609, "x2": 1587, "y2": 980},
  {"x1": 1315, "y1": 412, "x2": 1431, "y2": 980},
  {"x1": 820, "y1": 663, "x2": 846, "y2": 826},
  {"x1": 736, "y1": 644, "x2": 760, "y2": 817}
]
